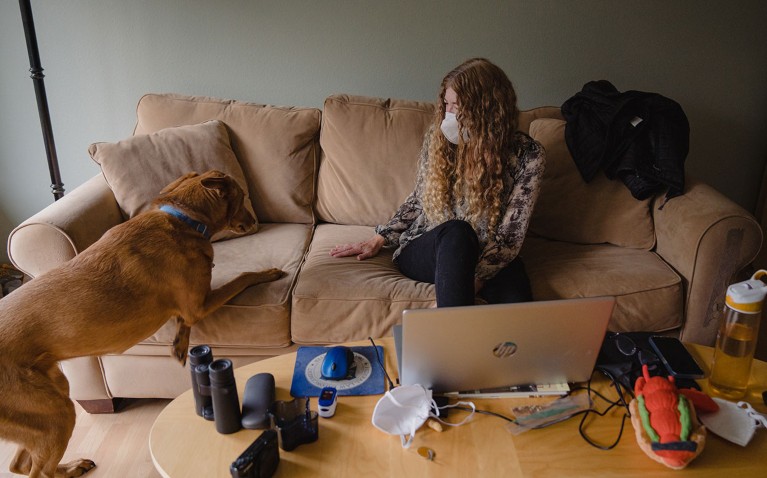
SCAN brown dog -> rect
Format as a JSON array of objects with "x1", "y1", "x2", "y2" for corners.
[{"x1": 0, "y1": 170, "x2": 284, "y2": 477}]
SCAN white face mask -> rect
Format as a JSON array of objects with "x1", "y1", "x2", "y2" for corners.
[
  {"x1": 371, "y1": 384, "x2": 475, "y2": 448},
  {"x1": 440, "y1": 112, "x2": 469, "y2": 144},
  {"x1": 698, "y1": 398, "x2": 767, "y2": 447}
]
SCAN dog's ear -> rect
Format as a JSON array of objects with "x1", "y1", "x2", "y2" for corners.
[
  {"x1": 201, "y1": 176, "x2": 230, "y2": 198},
  {"x1": 160, "y1": 172, "x2": 199, "y2": 195}
]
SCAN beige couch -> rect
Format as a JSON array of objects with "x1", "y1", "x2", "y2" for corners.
[{"x1": 7, "y1": 93, "x2": 762, "y2": 410}]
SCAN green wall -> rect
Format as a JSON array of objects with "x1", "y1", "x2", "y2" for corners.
[{"x1": 2, "y1": 0, "x2": 766, "y2": 263}]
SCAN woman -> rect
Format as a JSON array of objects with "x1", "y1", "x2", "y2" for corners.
[{"x1": 330, "y1": 58, "x2": 545, "y2": 307}]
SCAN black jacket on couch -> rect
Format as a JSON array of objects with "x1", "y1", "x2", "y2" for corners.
[{"x1": 561, "y1": 80, "x2": 690, "y2": 202}]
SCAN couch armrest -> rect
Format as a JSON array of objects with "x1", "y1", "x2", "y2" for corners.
[
  {"x1": 653, "y1": 178, "x2": 762, "y2": 345},
  {"x1": 8, "y1": 174, "x2": 123, "y2": 278}
]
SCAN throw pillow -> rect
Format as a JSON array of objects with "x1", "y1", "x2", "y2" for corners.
[
  {"x1": 528, "y1": 118, "x2": 655, "y2": 250},
  {"x1": 89, "y1": 119, "x2": 258, "y2": 241}
]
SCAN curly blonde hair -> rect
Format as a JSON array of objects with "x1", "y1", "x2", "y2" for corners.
[{"x1": 422, "y1": 58, "x2": 520, "y2": 232}]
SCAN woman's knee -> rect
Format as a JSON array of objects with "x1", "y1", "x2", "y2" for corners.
[{"x1": 436, "y1": 220, "x2": 479, "y2": 253}]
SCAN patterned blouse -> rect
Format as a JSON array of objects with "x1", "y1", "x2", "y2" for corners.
[{"x1": 374, "y1": 129, "x2": 546, "y2": 281}]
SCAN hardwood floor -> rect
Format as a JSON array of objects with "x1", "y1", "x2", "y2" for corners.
[{"x1": 0, "y1": 399, "x2": 168, "y2": 478}]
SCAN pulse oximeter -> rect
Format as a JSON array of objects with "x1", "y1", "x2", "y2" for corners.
[{"x1": 318, "y1": 386, "x2": 338, "y2": 418}]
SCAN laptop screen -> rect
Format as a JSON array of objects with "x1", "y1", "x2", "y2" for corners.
[{"x1": 396, "y1": 297, "x2": 615, "y2": 393}]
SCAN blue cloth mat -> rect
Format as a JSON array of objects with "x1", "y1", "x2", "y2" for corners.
[{"x1": 290, "y1": 345, "x2": 386, "y2": 397}]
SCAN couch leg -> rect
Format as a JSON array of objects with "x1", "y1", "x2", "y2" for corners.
[{"x1": 77, "y1": 398, "x2": 125, "y2": 414}]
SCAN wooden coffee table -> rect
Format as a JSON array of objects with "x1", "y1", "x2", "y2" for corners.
[{"x1": 150, "y1": 338, "x2": 767, "y2": 477}]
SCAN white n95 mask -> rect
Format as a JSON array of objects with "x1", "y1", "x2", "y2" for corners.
[
  {"x1": 371, "y1": 384, "x2": 475, "y2": 448},
  {"x1": 440, "y1": 112, "x2": 469, "y2": 144},
  {"x1": 698, "y1": 398, "x2": 767, "y2": 447}
]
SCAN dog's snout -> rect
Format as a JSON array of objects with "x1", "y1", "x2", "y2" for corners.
[
  {"x1": 231, "y1": 207, "x2": 257, "y2": 234},
  {"x1": 239, "y1": 217, "x2": 257, "y2": 233}
]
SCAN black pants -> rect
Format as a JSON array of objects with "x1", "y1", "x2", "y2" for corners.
[{"x1": 396, "y1": 220, "x2": 533, "y2": 307}]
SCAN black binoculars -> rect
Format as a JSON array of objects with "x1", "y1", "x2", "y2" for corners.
[{"x1": 189, "y1": 345, "x2": 242, "y2": 434}]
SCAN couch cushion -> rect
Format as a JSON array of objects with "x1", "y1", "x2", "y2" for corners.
[
  {"x1": 134, "y1": 93, "x2": 321, "y2": 224},
  {"x1": 521, "y1": 236, "x2": 682, "y2": 332},
  {"x1": 316, "y1": 94, "x2": 435, "y2": 226},
  {"x1": 528, "y1": 118, "x2": 655, "y2": 249},
  {"x1": 140, "y1": 223, "x2": 313, "y2": 348},
  {"x1": 517, "y1": 106, "x2": 564, "y2": 134},
  {"x1": 89, "y1": 120, "x2": 257, "y2": 241},
  {"x1": 291, "y1": 224, "x2": 435, "y2": 344}
]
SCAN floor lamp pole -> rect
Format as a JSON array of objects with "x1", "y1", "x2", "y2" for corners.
[{"x1": 19, "y1": 0, "x2": 64, "y2": 201}]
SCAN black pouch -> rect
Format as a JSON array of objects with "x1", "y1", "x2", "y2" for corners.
[{"x1": 594, "y1": 332, "x2": 662, "y2": 391}]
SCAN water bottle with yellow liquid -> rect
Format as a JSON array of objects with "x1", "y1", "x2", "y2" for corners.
[{"x1": 709, "y1": 269, "x2": 767, "y2": 399}]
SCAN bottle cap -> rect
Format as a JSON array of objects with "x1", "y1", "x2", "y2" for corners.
[{"x1": 726, "y1": 270, "x2": 767, "y2": 313}]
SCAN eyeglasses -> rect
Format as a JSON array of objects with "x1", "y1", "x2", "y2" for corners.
[{"x1": 613, "y1": 333, "x2": 660, "y2": 369}]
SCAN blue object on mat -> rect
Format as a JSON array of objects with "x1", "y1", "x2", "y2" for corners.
[{"x1": 290, "y1": 346, "x2": 385, "y2": 397}]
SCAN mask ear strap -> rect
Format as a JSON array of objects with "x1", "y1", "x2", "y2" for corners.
[
  {"x1": 753, "y1": 414, "x2": 767, "y2": 429},
  {"x1": 430, "y1": 400, "x2": 476, "y2": 427},
  {"x1": 401, "y1": 428, "x2": 416, "y2": 448},
  {"x1": 739, "y1": 401, "x2": 767, "y2": 429}
]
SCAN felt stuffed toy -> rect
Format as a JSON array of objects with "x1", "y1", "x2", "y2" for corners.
[{"x1": 629, "y1": 364, "x2": 707, "y2": 469}]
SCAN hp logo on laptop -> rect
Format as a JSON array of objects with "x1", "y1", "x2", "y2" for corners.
[{"x1": 493, "y1": 341, "x2": 517, "y2": 358}]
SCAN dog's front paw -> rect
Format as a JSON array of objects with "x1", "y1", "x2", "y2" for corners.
[
  {"x1": 260, "y1": 268, "x2": 286, "y2": 283},
  {"x1": 243, "y1": 268, "x2": 286, "y2": 286}
]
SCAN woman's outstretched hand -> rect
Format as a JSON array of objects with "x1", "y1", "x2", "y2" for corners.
[{"x1": 330, "y1": 234, "x2": 385, "y2": 260}]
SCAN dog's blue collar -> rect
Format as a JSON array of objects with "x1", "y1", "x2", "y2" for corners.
[{"x1": 159, "y1": 205, "x2": 211, "y2": 240}]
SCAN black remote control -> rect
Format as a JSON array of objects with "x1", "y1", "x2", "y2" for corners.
[{"x1": 241, "y1": 373, "x2": 275, "y2": 429}]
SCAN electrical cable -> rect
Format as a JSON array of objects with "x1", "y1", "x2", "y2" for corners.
[
  {"x1": 368, "y1": 337, "x2": 395, "y2": 390},
  {"x1": 574, "y1": 369, "x2": 633, "y2": 450},
  {"x1": 451, "y1": 368, "x2": 633, "y2": 450},
  {"x1": 452, "y1": 405, "x2": 516, "y2": 423}
]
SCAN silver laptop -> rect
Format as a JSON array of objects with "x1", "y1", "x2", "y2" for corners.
[{"x1": 396, "y1": 297, "x2": 616, "y2": 393}]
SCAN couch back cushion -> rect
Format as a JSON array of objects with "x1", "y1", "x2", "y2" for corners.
[
  {"x1": 134, "y1": 93, "x2": 321, "y2": 224},
  {"x1": 316, "y1": 95, "x2": 564, "y2": 226},
  {"x1": 316, "y1": 94, "x2": 435, "y2": 225},
  {"x1": 528, "y1": 118, "x2": 655, "y2": 249}
]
